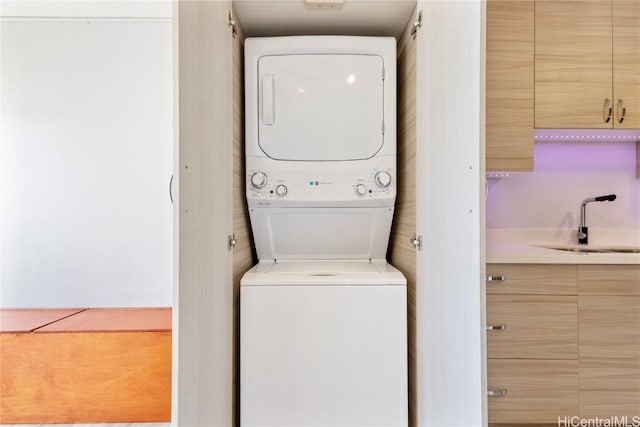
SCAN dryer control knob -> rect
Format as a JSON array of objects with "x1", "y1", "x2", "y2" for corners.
[
  {"x1": 275, "y1": 184, "x2": 288, "y2": 197},
  {"x1": 250, "y1": 172, "x2": 267, "y2": 189},
  {"x1": 374, "y1": 170, "x2": 392, "y2": 188},
  {"x1": 355, "y1": 184, "x2": 367, "y2": 196}
]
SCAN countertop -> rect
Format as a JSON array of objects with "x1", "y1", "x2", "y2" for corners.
[{"x1": 487, "y1": 228, "x2": 640, "y2": 265}]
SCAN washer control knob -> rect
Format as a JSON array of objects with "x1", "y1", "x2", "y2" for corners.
[
  {"x1": 250, "y1": 172, "x2": 267, "y2": 189},
  {"x1": 374, "y1": 170, "x2": 392, "y2": 188},
  {"x1": 355, "y1": 184, "x2": 367, "y2": 196},
  {"x1": 275, "y1": 184, "x2": 288, "y2": 197}
]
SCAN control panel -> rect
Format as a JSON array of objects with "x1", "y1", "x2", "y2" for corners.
[{"x1": 246, "y1": 160, "x2": 397, "y2": 206}]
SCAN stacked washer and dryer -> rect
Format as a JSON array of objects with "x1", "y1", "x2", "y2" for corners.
[{"x1": 241, "y1": 36, "x2": 407, "y2": 426}]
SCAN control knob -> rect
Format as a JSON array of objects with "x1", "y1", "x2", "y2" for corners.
[
  {"x1": 355, "y1": 184, "x2": 367, "y2": 196},
  {"x1": 250, "y1": 172, "x2": 267, "y2": 189},
  {"x1": 374, "y1": 170, "x2": 392, "y2": 188},
  {"x1": 275, "y1": 184, "x2": 288, "y2": 197}
]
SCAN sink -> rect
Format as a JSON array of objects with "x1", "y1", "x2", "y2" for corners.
[{"x1": 533, "y1": 244, "x2": 640, "y2": 254}]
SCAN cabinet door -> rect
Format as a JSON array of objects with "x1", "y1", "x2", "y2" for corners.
[
  {"x1": 535, "y1": 1, "x2": 613, "y2": 128},
  {"x1": 178, "y1": 2, "x2": 234, "y2": 425},
  {"x1": 613, "y1": 0, "x2": 640, "y2": 128},
  {"x1": 579, "y1": 296, "x2": 640, "y2": 418},
  {"x1": 389, "y1": 23, "x2": 418, "y2": 426},
  {"x1": 486, "y1": 0, "x2": 533, "y2": 171},
  {"x1": 413, "y1": 1, "x2": 484, "y2": 425}
]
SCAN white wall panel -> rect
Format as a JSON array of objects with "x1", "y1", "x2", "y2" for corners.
[
  {"x1": 0, "y1": 19, "x2": 173, "y2": 307},
  {"x1": 0, "y1": 1, "x2": 171, "y2": 19}
]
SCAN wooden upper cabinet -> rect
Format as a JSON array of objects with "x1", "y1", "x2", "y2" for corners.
[
  {"x1": 536, "y1": 0, "x2": 640, "y2": 129},
  {"x1": 613, "y1": 0, "x2": 640, "y2": 128},
  {"x1": 486, "y1": 0, "x2": 534, "y2": 171},
  {"x1": 535, "y1": 1, "x2": 613, "y2": 129}
]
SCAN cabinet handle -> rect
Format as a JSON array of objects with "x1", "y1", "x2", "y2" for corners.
[
  {"x1": 487, "y1": 275, "x2": 506, "y2": 282},
  {"x1": 488, "y1": 389, "x2": 508, "y2": 397},
  {"x1": 617, "y1": 99, "x2": 626, "y2": 124},
  {"x1": 486, "y1": 324, "x2": 507, "y2": 331},
  {"x1": 604, "y1": 98, "x2": 612, "y2": 123},
  {"x1": 169, "y1": 174, "x2": 174, "y2": 205}
]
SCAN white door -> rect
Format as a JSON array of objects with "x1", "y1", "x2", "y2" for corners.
[
  {"x1": 176, "y1": 2, "x2": 234, "y2": 425},
  {"x1": 414, "y1": 1, "x2": 486, "y2": 425},
  {"x1": 257, "y1": 54, "x2": 385, "y2": 161}
]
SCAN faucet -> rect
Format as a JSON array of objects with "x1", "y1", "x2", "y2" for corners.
[{"x1": 578, "y1": 194, "x2": 617, "y2": 245}]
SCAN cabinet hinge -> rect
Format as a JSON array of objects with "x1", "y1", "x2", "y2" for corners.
[
  {"x1": 382, "y1": 66, "x2": 386, "y2": 81},
  {"x1": 382, "y1": 121, "x2": 385, "y2": 135},
  {"x1": 410, "y1": 234, "x2": 423, "y2": 251},
  {"x1": 228, "y1": 10, "x2": 237, "y2": 39},
  {"x1": 411, "y1": 11, "x2": 423, "y2": 39},
  {"x1": 228, "y1": 233, "x2": 237, "y2": 251}
]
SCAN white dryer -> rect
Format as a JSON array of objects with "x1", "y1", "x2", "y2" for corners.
[{"x1": 241, "y1": 36, "x2": 407, "y2": 426}]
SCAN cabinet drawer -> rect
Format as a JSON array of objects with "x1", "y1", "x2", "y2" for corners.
[
  {"x1": 487, "y1": 264, "x2": 577, "y2": 295},
  {"x1": 487, "y1": 295, "x2": 577, "y2": 359},
  {"x1": 578, "y1": 265, "x2": 640, "y2": 296},
  {"x1": 487, "y1": 359, "x2": 578, "y2": 424}
]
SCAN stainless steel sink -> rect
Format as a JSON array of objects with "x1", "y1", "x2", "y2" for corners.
[{"x1": 533, "y1": 244, "x2": 640, "y2": 254}]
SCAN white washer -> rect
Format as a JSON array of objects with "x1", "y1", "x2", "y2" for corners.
[
  {"x1": 241, "y1": 260, "x2": 407, "y2": 426},
  {"x1": 242, "y1": 36, "x2": 406, "y2": 426}
]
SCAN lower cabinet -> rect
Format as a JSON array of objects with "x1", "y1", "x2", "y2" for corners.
[
  {"x1": 578, "y1": 265, "x2": 640, "y2": 419},
  {"x1": 486, "y1": 265, "x2": 578, "y2": 423},
  {"x1": 488, "y1": 359, "x2": 578, "y2": 424},
  {"x1": 487, "y1": 263, "x2": 640, "y2": 424}
]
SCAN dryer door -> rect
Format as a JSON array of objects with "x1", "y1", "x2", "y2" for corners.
[{"x1": 257, "y1": 54, "x2": 384, "y2": 161}]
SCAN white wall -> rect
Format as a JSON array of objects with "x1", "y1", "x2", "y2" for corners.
[
  {"x1": 1, "y1": 12, "x2": 173, "y2": 307},
  {"x1": 487, "y1": 142, "x2": 640, "y2": 230}
]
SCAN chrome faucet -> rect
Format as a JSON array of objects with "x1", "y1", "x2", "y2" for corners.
[{"x1": 578, "y1": 194, "x2": 616, "y2": 245}]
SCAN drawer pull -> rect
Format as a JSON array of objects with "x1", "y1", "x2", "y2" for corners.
[
  {"x1": 604, "y1": 98, "x2": 612, "y2": 123},
  {"x1": 488, "y1": 389, "x2": 507, "y2": 397},
  {"x1": 487, "y1": 275, "x2": 506, "y2": 282},
  {"x1": 617, "y1": 98, "x2": 626, "y2": 123},
  {"x1": 486, "y1": 324, "x2": 507, "y2": 331}
]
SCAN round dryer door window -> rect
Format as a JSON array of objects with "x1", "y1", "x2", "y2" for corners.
[{"x1": 257, "y1": 54, "x2": 385, "y2": 161}]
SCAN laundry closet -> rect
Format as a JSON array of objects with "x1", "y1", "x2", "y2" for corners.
[{"x1": 175, "y1": 1, "x2": 485, "y2": 426}]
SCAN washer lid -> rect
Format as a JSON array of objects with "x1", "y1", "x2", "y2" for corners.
[
  {"x1": 241, "y1": 260, "x2": 406, "y2": 286},
  {"x1": 257, "y1": 54, "x2": 385, "y2": 161}
]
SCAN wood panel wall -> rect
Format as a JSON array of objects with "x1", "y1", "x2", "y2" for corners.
[{"x1": 389, "y1": 12, "x2": 417, "y2": 427}]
